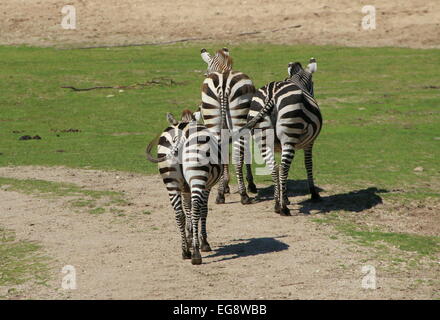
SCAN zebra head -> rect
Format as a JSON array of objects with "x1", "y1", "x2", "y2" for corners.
[
  {"x1": 287, "y1": 57, "x2": 317, "y2": 97},
  {"x1": 146, "y1": 110, "x2": 195, "y2": 163},
  {"x1": 200, "y1": 48, "x2": 233, "y2": 75}
]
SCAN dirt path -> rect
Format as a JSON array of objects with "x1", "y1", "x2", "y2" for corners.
[
  {"x1": 0, "y1": 166, "x2": 437, "y2": 299},
  {"x1": 1, "y1": 0, "x2": 439, "y2": 49}
]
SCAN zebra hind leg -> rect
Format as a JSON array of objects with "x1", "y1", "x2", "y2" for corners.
[
  {"x1": 199, "y1": 190, "x2": 212, "y2": 252},
  {"x1": 272, "y1": 164, "x2": 281, "y2": 214},
  {"x1": 182, "y1": 192, "x2": 193, "y2": 250},
  {"x1": 191, "y1": 195, "x2": 203, "y2": 265},
  {"x1": 169, "y1": 192, "x2": 191, "y2": 259},
  {"x1": 279, "y1": 148, "x2": 295, "y2": 216},
  {"x1": 246, "y1": 164, "x2": 258, "y2": 194},
  {"x1": 304, "y1": 145, "x2": 322, "y2": 202},
  {"x1": 223, "y1": 165, "x2": 230, "y2": 194},
  {"x1": 215, "y1": 165, "x2": 227, "y2": 204},
  {"x1": 234, "y1": 136, "x2": 253, "y2": 205}
]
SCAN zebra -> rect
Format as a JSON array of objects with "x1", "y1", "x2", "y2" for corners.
[
  {"x1": 199, "y1": 47, "x2": 257, "y2": 205},
  {"x1": 241, "y1": 58, "x2": 322, "y2": 216},
  {"x1": 146, "y1": 109, "x2": 222, "y2": 265}
]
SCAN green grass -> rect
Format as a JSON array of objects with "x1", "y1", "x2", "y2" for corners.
[
  {"x1": 313, "y1": 213, "x2": 440, "y2": 257},
  {"x1": 0, "y1": 44, "x2": 439, "y2": 196},
  {"x1": 0, "y1": 228, "x2": 49, "y2": 289}
]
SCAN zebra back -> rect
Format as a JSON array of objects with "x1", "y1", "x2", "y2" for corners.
[
  {"x1": 201, "y1": 71, "x2": 255, "y2": 140},
  {"x1": 247, "y1": 80, "x2": 322, "y2": 150},
  {"x1": 154, "y1": 118, "x2": 222, "y2": 192}
]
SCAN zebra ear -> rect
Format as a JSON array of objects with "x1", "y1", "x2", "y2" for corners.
[
  {"x1": 306, "y1": 57, "x2": 317, "y2": 73},
  {"x1": 201, "y1": 49, "x2": 212, "y2": 64},
  {"x1": 166, "y1": 113, "x2": 178, "y2": 126},
  {"x1": 287, "y1": 62, "x2": 293, "y2": 77}
]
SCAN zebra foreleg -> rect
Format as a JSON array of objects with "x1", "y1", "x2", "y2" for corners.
[
  {"x1": 169, "y1": 192, "x2": 191, "y2": 259},
  {"x1": 200, "y1": 190, "x2": 212, "y2": 252},
  {"x1": 304, "y1": 144, "x2": 322, "y2": 202}
]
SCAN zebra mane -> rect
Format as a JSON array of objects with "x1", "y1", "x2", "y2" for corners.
[
  {"x1": 181, "y1": 109, "x2": 194, "y2": 122},
  {"x1": 286, "y1": 62, "x2": 314, "y2": 96},
  {"x1": 214, "y1": 49, "x2": 233, "y2": 71},
  {"x1": 288, "y1": 62, "x2": 303, "y2": 76},
  {"x1": 201, "y1": 48, "x2": 233, "y2": 75}
]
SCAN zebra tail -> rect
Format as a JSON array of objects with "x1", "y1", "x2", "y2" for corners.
[
  {"x1": 145, "y1": 134, "x2": 167, "y2": 163},
  {"x1": 240, "y1": 99, "x2": 272, "y2": 132},
  {"x1": 220, "y1": 92, "x2": 228, "y2": 133}
]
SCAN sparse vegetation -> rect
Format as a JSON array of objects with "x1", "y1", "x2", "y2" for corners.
[
  {"x1": 0, "y1": 228, "x2": 49, "y2": 292},
  {"x1": 312, "y1": 213, "x2": 440, "y2": 257},
  {"x1": 0, "y1": 176, "x2": 128, "y2": 216}
]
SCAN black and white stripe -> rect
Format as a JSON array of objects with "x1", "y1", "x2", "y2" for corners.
[
  {"x1": 243, "y1": 58, "x2": 322, "y2": 216},
  {"x1": 146, "y1": 110, "x2": 222, "y2": 265}
]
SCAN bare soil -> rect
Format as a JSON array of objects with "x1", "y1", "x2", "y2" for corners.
[
  {"x1": 0, "y1": 166, "x2": 438, "y2": 299},
  {"x1": 1, "y1": 0, "x2": 439, "y2": 48}
]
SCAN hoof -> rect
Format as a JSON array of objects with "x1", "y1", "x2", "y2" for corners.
[
  {"x1": 274, "y1": 203, "x2": 281, "y2": 214},
  {"x1": 191, "y1": 257, "x2": 202, "y2": 265},
  {"x1": 191, "y1": 251, "x2": 202, "y2": 265},
  {"x1": 248, "y1": 183, "x2": 258, "y2": 194},
  {"x1": 240, "y1": 194, "x2": 254, "y2": 205},
  {"x1": 182, "y1": 250, "x2": 191, "y2": 260},
  {"x1": 201, "y1": 242, "x2": 212, "y2": 252},
  {"x1": 311, "y1": 194, "x2": 322, "y2": 202},
  {"x1": 216, "y1": 195, "x2": 225, "y2": 204},
  {"x1": 280, "y1": 207, "x2": 291, "y2": 216}
]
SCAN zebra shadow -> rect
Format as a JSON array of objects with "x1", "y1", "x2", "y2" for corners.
[
  {"x1": 256, "y1": 179, "x2": 325, "y2": 201},
  {"x1": 298, "y1": 187, "x2": 388, "y2": 215},
  {"x1": 205, "y1": 236, "x2": 289, "y2": 262}
]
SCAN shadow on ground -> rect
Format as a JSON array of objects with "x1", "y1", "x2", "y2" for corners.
[
  {"x1": 256, "y1": 180, "x2": 388, "y2": 215},
  {"x1": 256, "y1": 179, "x2": 325, "y2": 201},
  {"x1": 206, "y1": 236, "x2": 289, "y2": 262},
  {"x1": 298, "y1": 187, "x2": 389, "y2": 215}
]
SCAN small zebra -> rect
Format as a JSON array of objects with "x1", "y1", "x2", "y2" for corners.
[
  {"x1": 146, "y1": 109, "x2": 222, "y2": 265},
  {"x1": 199, "y1": 47, "x2": 257, "y2": 204},
  {"x1": 242, "y1": 58, "x2": 322, "y2": 216}
]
